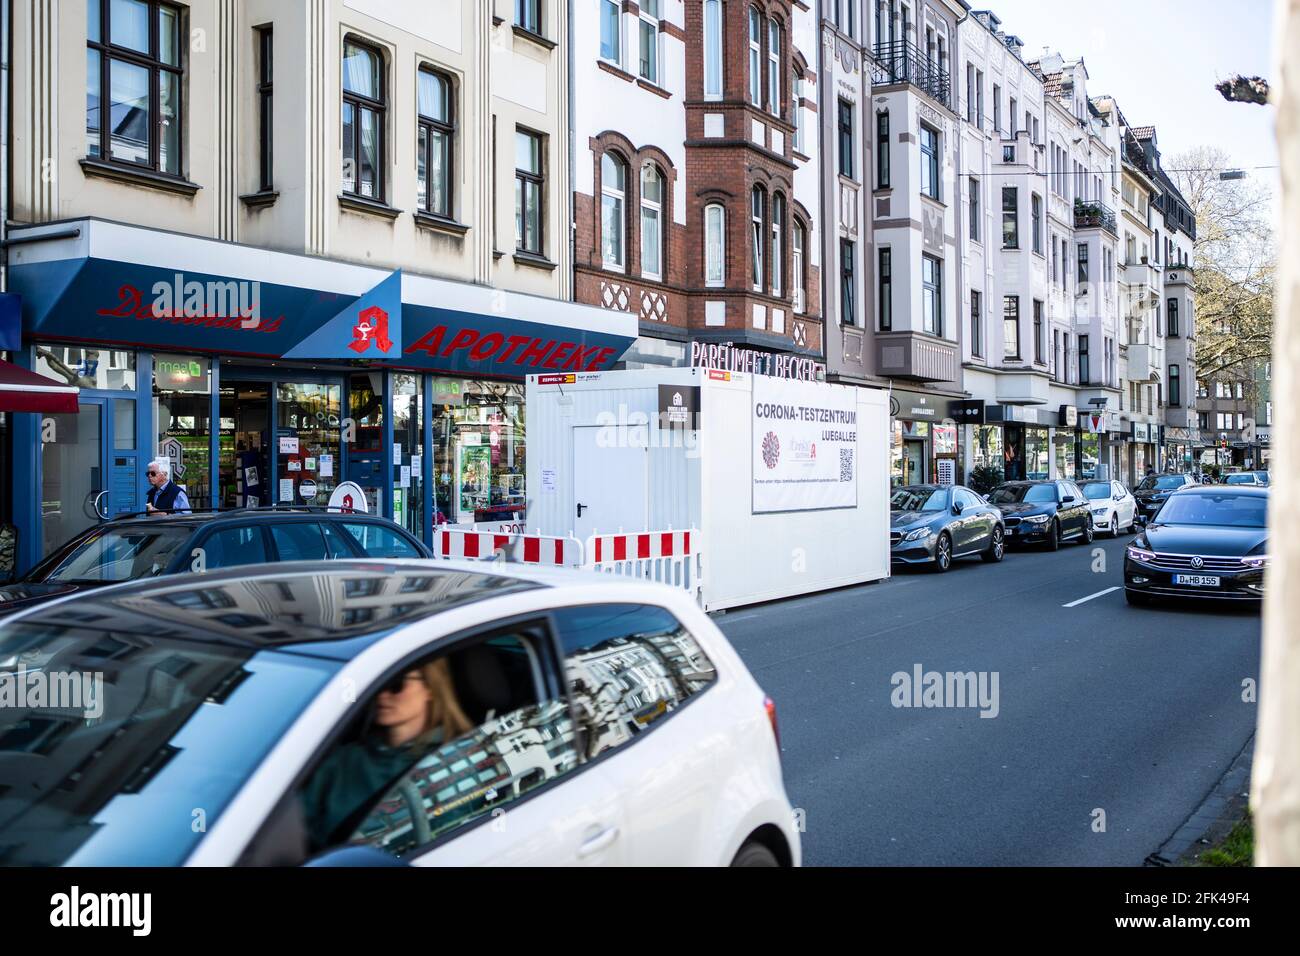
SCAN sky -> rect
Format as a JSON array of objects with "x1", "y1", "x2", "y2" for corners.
[{"x1": 985, "y1": 0, "x2": 1279, "y2": 194}]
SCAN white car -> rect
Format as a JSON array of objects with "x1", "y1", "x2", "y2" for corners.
[
  {"x1": 0, "y1": 560, "x2": 799, "y2": 868},
  {"x1": 1081, "y1": 479, "x2": 1138, "y2": 537}
]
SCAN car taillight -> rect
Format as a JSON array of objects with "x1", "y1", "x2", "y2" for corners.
[{"x1": 764, "y1": 695, "x2": 780, "y2": 750}]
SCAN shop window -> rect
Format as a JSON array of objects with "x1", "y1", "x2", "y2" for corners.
[
  {"x1": 433, "y1": 381, "x2": 526, "y2": 525},
  {"x1": 155, "y1": 354, "x2": 212, "y2": 508},
  {"x1": 87, "y1": 0, "x2": 184, "y2": 176},
  {"x1": 392, "y1": 373, "x2": 424, "y2": 538},
  {"x1": 36, "y1": 346, "x2": 136, "y2": 390}
]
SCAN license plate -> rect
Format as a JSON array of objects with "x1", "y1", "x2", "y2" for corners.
[{"x1": 1174, "y1": 574, "x2": 1221, "y2": 587}]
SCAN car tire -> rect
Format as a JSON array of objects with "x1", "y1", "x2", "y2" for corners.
[
  {"x1": 982, "y1": 526, "x2": 1005, "y2": 563},
  {"x1": 1045, "y1": 520, "x2": 1060, "y2": 551},
  {"x1": 1080, "y1": 518, "x2": 1094, "y2": 545},
  {"x1": 1125, "y1": 589, "x2": 1153, "y2": 608},
  {"x1": 1107, "y1": 513, "x2": 1118, "y2": 538},
  {"x1": 933, "y1": 532, "x2": 953, "y2": 573},
  {"x1": 730, "y1": 840, "x2": 781, "y2": 868}
]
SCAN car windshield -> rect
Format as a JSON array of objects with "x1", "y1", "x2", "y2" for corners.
[
  {"x1": 0, "y1": 622, "x2": 338, "y2": 865},
  {"x1": 1152, "y1": 493, "x2": 1268, "y2": 528},
  {"x1": 891, "y1": 488, "x2": 947, "y2": 512},
  {"x1": 1082, "y1": 482, "x2": 1112, "y2": 500},
  {"x1": 1224, "y1": 474, "x2": 1255, "y2": 484},
  {"x1": 1137, "y1": 475, "x2": 1186, "y2": 491},
  {"x1": 41, "y1": 526, "x2": 192, "y2": 583},
  {"x1": 989, "y1": 484, "x2": 1057, "y2": 504}
]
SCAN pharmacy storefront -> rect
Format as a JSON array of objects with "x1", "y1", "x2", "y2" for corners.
[{"x1": 6, "y1": 220, "x2": 635, "y2": 572}]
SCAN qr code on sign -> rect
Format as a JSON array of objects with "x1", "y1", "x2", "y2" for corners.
[{"x1": 840, "y1": 447, "x2": 854, "y2": 482}]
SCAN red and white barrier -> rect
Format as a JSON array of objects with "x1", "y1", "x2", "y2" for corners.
[
  {"x1": 434, "y1": 528, "x2": 584, "y2": 566},
  {"x1": 583, "y1": 528, "x2": 702, "y2": 600}
]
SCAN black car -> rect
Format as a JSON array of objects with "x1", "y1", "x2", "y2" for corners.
[
  {"x1": 988, "y1": 480, "x2": 1094, "y2": 550},
  {"x1": 0, "y1": 509, "x2": 432, "y2": 617},
  {"x1": 890, "y1": 484, "x2": 1005, "y2": 572},
  {"x1": 1132, "y1": 473, "x2": 1199, "y2": 523},
  {"x1": 1124, "y1": 485, "x2": 1267, "y2": 606}
]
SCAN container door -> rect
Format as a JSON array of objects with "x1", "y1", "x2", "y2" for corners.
[
  {"x1": 572, "y1": 425, "x2": 648, "y2": 541},
  {"x1": 39, "y1": 401, "x2": 106, "y2": 558}
]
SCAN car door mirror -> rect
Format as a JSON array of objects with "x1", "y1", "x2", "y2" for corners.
[{"x1": 1061, "y1": 495, "x2": 1076, "y2": 504}]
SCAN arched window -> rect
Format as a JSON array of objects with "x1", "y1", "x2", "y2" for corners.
[
  {"x1": 793, "y1": 221, "x2": 806, "y2": 312},
  {"x1": 705, "y1": 203, "x2": 726, "y2": 286},
  {"x1": 767, "y1": 18, "x2": 781, "y2": 116},
  {"x1": 791, "y1": 69, "x2": 803, "y2": 151},
  {"x1": 417, "y1": 67, "x2": 453, "y2": 217},
  {"x1": 703, "y1": 0, "x2": 723, "y2": 99},
  {"x1": 342, "y1": 38, "x2": 385, "y2": 200},
  {"x1": 748, "y1": 8, "x2": 762, "y2": 107},
  {"x1": 601, "y1": 152, "x2": 627, "y2": 270},
  {"x1": 640, "y1": 164, "x2": 663, "y2": 280},
  {"x1": 771, "y1": 193, "x2": 785, "y2": 297},
  {"x1": 751, "y1": 186, "x2": 766, "y2": 292}
]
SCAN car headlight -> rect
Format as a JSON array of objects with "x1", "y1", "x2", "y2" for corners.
[
  {"x1": 903, "y1": 527, "x2": 931, "y2": 542},
  {"x1": 1242, "y1": 555, "x2": 1269, "y2": 569},
  {"x1": 1092, "y1": 507, "x2": 1108, "y2": 515},
  {"x1": 1127, "y1": 545, "x2": 1155, "y2": 562},
  {"x1": 1024, "y1": 514, "x2": 1051, "y2": 524}
]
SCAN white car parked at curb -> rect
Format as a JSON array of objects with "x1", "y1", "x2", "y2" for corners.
[
  {"x1": 0, "y1": 560, "x2": 800, "y2": 868},
  {"x1": 1081, "y1": 479, "x2": 1138, "y2": 537}
]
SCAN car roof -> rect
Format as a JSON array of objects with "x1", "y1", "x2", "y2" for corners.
[
  {"x1": 0, "y1": 559, "x2": 674, "y2": 662},
  {"x1": 99, "y1": 509, "x2": 401, "y2": 528},
  {"x1": 1175, "y1": 483, "x2": 1269, "y2": 496}
]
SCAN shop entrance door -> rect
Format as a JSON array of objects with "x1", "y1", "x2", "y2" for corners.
[
  {"x1": 903, "y1": 440, "x2": 926, "y2": 485},
  {"x1": 572, "y1": 425, "x2": 648, "y2": 541},
  {"x1": 39, "y1": 398, "x2": 140, "y2": 558}
]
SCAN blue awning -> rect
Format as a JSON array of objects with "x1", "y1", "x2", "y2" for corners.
[{"x1": 6, "y1": 219, "x2": 637, "y2": 378}]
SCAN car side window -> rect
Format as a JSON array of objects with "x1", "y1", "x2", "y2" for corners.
[
  {"x1": 302, "y1": 624, "x2": 578, "y2": 860},
  {"x1": 198, "y1": 525, "x2": 269, "y2": 570},
  {"x1": 341, "y1": 522, "x2": 422, "y2": 559},
  {"x1": 956, "y1": 489, "x2": 981, "y2": 509},
  {"x1": 550, "y1": 603, "x2": 718, "y2": 763},
  {"x1": 321, "y1": 522, "x2": 359, "y2": 558},
  {"x1": 270, "y1": 522, "x2": 330, "y2": 561}
]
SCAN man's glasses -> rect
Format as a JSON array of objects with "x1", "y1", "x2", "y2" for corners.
[{"x1": 146, "y1": 471, "x2": 158, "y2": 477}]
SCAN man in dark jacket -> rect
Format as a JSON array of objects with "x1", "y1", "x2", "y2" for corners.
[{"x1": 145, "y1": 460, "x2": 192, "y2": 514}]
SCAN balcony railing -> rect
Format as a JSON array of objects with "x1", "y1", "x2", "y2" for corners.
[
  {"x1": 1074, "y1": 199, "x2": 1117, "y2": 236},
  {"x1": 870, "y1": 40, "x2": 952, "y2": 110}
]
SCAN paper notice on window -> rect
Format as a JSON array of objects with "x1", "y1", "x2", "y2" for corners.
[
  {"x1": 246, "y1": 495, "x2": 259, "y2": 508},
  {"x1": 279, "y1": 478, "x2": 294, "y2": 502},
  {"x1": 279, "y1": 436, "x2": 299, "y2": 454},
  {"x1": 319, "y1": 454, "x2": 334, "y2": 477},
  {"x1": 393, "y1": 442, "x2": 403, "y2": 462},
  {"x1": 410, "y1": 454, "x2": 422, "y2": 476},
  {"x1": 399, "y1": 465, "x2": 411, "y2": 488},
  {"x1": 541, "y1": 468, "x2": 557, "y2": 493},
  {"x1": 287, "y1": 460, "x2": 302, "y2": 472}
]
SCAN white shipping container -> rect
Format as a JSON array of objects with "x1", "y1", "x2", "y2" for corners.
[{"x1": 526, "y1": 368, "x2": 890, "y2": 611}]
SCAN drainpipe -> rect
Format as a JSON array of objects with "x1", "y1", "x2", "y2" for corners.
[{"x1": 567, "y1": 0, "x2": 576, "y2": 303}]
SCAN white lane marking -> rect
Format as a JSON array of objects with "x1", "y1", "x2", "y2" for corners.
[{"x1": 1062, "y1": 586, "x2": 1121, "y2": 608}]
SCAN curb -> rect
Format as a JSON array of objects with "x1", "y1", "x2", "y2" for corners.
[{"x1": 1144, "y1": 732, "x2": 1254, "y2": 866}]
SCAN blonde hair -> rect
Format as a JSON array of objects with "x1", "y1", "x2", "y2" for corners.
[{"x1": 416, "y1": 658, "x2": 473, "y2": 746}]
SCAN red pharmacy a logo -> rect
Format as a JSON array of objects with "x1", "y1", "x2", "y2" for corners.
[
  {"x1": 350, "y1": 306, "x2": 393, "y2": 354},
  {"x1": 761, "y1": 431, "x2": 781, "y2": 469}
]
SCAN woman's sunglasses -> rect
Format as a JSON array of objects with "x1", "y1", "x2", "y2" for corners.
[{"x1": 380, "y1": 673, "x2": 420, "y2": 695}]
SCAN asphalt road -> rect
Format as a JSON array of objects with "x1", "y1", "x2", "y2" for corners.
[{"x1": 716, "y1": 532, "x2": 1262, "y2": 866}]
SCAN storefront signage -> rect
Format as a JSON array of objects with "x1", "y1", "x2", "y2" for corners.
[
  {"x1": 752, "y1": 378, "x2": 857, "y2": 513},
  {"x1": 658, "y1": 385, "x2": 701, "y2": 428},
  {"x1": 889, "y1": 390, "x2": 942, "y2": 420},
  {"x1": 1059, "y1": 405, "x2": 1079, "y2": 427},
  {"x1": 160, "y1": 437, "x2": 186, "y2": 480},
  {"x1": 948, "y1": 400, "x2": 985, "y2": 424},
  {"x1": 433, "y1": 379, "x2": 464, "y2": 405},
  {"x1": 299, "y1": 480, "x2": 317, "y2": 499},
  {"x1": 154, "y1": 354, "x2": 210, "y2": 392},
  {"x1": 1081, "y1": 412, "x2": 1107, "y2": 434},
  {"x1": 536, "y1": 374, "x2": 576, "y2": 385},
  {"x1": 1132, "y1": 422, "x2": 1150, "y2": 442},
  {"x1": 328, "y1": 481, "x2": 370, "y2": 514},
  {"x1": 691, "y1": 341, "x2": 824, "y2": 382}
]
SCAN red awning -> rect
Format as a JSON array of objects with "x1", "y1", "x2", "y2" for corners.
[{"x1": 0, "y1": 359, "x2": 80, "y2": 413}]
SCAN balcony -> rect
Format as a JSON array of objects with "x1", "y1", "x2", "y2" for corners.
[
  {"x1": 1073, "y1": 199, "x2": 1117, "y2": 237},
  {"x1": 875, "y1": 331, "x2": 959, "y2": 384},
  {"x1": 870, "y1": 40, "x2": 952, "y2": 110},
  {"x1": 995, "y1": 369, "x2": 1052, "y2": 405}
]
